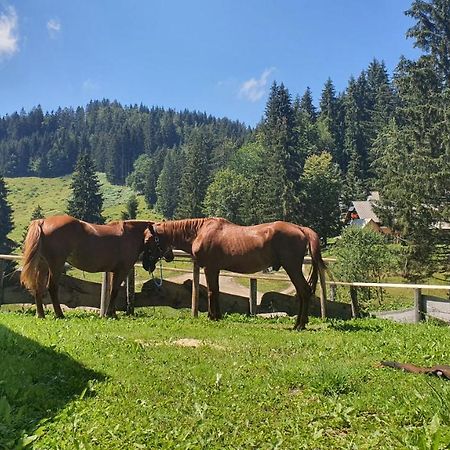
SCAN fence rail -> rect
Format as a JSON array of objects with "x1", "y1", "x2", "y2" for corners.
[{"x1": 1, "y1": 253, "x2": 449, "y2": 323}]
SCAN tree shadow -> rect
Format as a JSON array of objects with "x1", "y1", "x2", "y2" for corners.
[{"x1": 0, "y1": 324, "x2": 105, "y2": 448}]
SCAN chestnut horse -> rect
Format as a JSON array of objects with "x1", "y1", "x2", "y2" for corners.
[
  {"x1": 20, "y1": 215, "x2": 172, "y2": 318},
  {"x1": 144, "y1": 218, "x2": 327, "y2": 330}
]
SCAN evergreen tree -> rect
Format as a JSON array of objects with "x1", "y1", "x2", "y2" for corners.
[
  {"x1": 294, "y1": 88, "x2": 320, "y2": 163},
  {"x1": 342, "y1": 75, "x2": 370, "y2": 202},
  {"x1": 67, "y1": 152, "x2": 104, "y2": 223},
  {"x1": 175, "y1": 128, "x2": 211, "y2": 218},
  {"x1": 121, "y1": 194, "x2": 139, "y2": 220},
  {"x1": 155, "y1": 148, "x2": 183, "y2": 219},
  {"x1": 259, "y1": 82, "x2": 299, "y2": 222},
  {"x1": 297, "y1": 152, "x2": 342, "y2": 243},
  {"x1": 0, "y1": 176, "x2": 14, "y2": 255},
  {"x1": 22, "y1": 204, "x2": 44, "y2": 244},
  {"x1": 374, "y1": 0, "x2": 450, "y2": 280},
  {"x1": 406, "y1": 0, "x2": 450, "y2": 85},
  {"x1": 318, "y1": 79, "x2": 347, "y2": 172}
]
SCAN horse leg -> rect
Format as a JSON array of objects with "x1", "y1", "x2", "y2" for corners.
[
  {"x1": 48, "y1": 271, "x2": 65, "y2": 319},
  {"x1": 35, "y1": 292, "x2": 46, "y2": 319},
  {"x1": 106, "y1": 271, "x2": 127, "y2": 318},
  {"x1": 35, "y1": 263, "x2": 49, "y2": 319},
  {"x1": 284, "y1": 266, "x2": 312, "y2": 331},
  {"x1": 204, "y1": 267, "x2": 221, "y2": 320}
]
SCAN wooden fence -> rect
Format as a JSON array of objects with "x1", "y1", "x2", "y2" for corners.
[{"x1": 1, "y1": 252, "x2": 449, "y2": 323}]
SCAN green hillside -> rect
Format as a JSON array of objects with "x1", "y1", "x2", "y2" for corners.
[{"x1": 5, "y1": 174, "x2": 162, "y2": 244}]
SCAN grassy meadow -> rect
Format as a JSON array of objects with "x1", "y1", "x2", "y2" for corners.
[
  {"x1": 1, "y1": 310, "x2": 450, "y2": 449},
  {"x1": 4, "y1": 174, "x2": 161, "y2": 243}
]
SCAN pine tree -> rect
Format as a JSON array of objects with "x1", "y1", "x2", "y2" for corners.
[
  {"x1": 121, "y1": 194, "x2": 138, "y2": 220},
  {"x1": 318, "y1": 78, "x2": 346, "y2": 171},
  {"x1": 294, "y1": 88, "x2": 320, "y2": 163},
  {"x1": 374, "y1": 0, "x2": 450, "y2": 280},
  {"x1": 155, "y1": 148, "x2": 183, "y2": 218},
  {"x1": 22, "y1": 204, "x2": 44, "y2": 245},
  {"x1": 175, "y1": 128, "x2": 211, "y2": 219},
  {"x1": 0, "y1": 176, "x2": 14, "y2": 255},
  {"x1": 67, "y1": 152, "x2": 104, "y2": 223},
  {"x1": 259, "y1": 82, "x2": 300, "y2": 222}
]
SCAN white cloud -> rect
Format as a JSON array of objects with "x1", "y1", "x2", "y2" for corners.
[
  {"x1": 82, "y1": 79, "x2": 99, "y2": 93},
  {"x1": 0, "y1": 6, "x2": 18, "y2": 58},
  {"x1": 238, "y1": 67, "x2": 276, "y2": 102},
  {"x1": 47, "y1": 18, "x2": 61, "y2": 38}
]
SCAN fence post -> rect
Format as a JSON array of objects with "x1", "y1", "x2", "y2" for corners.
[
  {"x1": 414, "y1": 288, "x2": 425, "y2": 323},
  {"x1": 126, "y1": 268, "x2": 135, "y2": 315},
  {"x1": 0, "y1": 259, "x2": 4, "y2": 307},
  {"x1": 249, "y1": 278, "x2": 257, "y2": 316},
  {"x1": 192, "y1": 263, "x2": 200, "y2": 318},
  {"x1": 100, "y1": 272, "x2": 111, "y2": 317},
  {"x1": 349, "y1": 286, "x2": 360, "y2": 318}
]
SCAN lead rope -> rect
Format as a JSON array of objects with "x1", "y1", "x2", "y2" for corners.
[{"x1": 151, "y1": 260, "x2": 164, "y2": 288}]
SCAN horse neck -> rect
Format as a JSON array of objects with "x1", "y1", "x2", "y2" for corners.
[{"x1": 160, "y1": 218, "x2": 207, "y2": 253}]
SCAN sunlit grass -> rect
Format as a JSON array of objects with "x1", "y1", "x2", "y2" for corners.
[
  {"x1": 2, "y1": 311, "x2": 450, "y2": 449},
  {"x1": 5, "y1": 173, "x2": 160, "y2": 243}
]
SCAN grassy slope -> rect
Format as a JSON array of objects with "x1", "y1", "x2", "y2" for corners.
[
  {"x1": 1, "y1": 311, "x2": 450, "y2": 449},
  {"x1": 5, "y1": 174, "x2": 161, "y2": 243}
]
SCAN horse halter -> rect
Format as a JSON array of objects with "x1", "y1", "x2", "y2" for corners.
[{"x1": 150, "y1": 226, "x2": 166, "y2": 259}]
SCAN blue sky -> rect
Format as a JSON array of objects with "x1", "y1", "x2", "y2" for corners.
[{"x1": 0, "y1": 0, "x2": 420, "y2": 127}]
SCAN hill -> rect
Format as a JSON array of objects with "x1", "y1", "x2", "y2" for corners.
[{"x1": 5, "y1": 174, "x2": 161, "y2": 244}]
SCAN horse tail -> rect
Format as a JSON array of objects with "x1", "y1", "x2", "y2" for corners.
[
  {"x1": 300, "y1": 226, "x2": 327, "y2": 300},
  {"x1": 20, "y1": 219, "x2": 47, "y2": 296}
]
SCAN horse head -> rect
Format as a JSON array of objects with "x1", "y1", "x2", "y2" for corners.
[{"x1": 143, "y1": 223, "x2": 174, "y2": 273}]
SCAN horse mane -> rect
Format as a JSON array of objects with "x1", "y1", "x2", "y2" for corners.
[{"x1": 158, "y1": 218, "x2": 214, "y2": 247}]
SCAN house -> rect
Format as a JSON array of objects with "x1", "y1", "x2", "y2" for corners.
[{"x1": 344, "y1": 191, "x2": 391, "y2": 234}]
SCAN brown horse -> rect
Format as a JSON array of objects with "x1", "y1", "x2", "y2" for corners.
[
  {"x1": 145, "y1": 218, "x2": 327, "y2": 330},
  {"x1": 20, "y1": 215, "x2": 172, "y2": 318}
]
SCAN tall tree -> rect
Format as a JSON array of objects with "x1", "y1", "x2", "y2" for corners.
[
  {"x1": 297, "y1": 152, "x2": 342, "y2": 243},
  {"x1": 406, "y1": 0, "x2": 450, "y2": 85},
  {"x1": 67, "y1": 152, "x2": 104, "y2": 224},
  {"x1": 175, "y1": 128, "x2": 211, "y2": 218},
  {"x1": 374, "y1": 0, "x2": 450, "y2": 280},
  {"x1": 203, "y1": 169, "x2": 253, "y2": 225},
  {"x1": 155, "y1": 148, "x2": 183, "y2": 219},
  {"x1": 0, "y1": 176, "x2": 14, "y2": 255},
  {"x1": 259, "y1": 82, "x2": 300, "y2": 222},
  {"x1": 318, "y1": 78, "x2": 345, "y2": 170}
]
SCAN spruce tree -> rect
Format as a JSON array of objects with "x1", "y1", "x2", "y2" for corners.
[
  {"x1": 22, "y1": 204, "x2": 44, "y2": 245},
  {"x1": 318, "y1": 78, "x2": 346, "y2": 171},
  {"x1": 67, "y1": 152, "x2": 104, "y2": 224},
  {"x1": 374, "y1": 0, "x2": 450, "y2": 280},
  {"x1": 155, "y1": 148, "x2": 183, "y2": 218},
  {"x1": 0, "y1": 176, "x2": 14, "y2": 255},
  {"x1": 259, "y1": 82, "x2": 300, "y2": 222},
  {"x1": 175, "y1": 128, "x2": 211, "y2": 219},
  {"x1": 121, "y1": 194, "x2": 138, "y2": 220}
]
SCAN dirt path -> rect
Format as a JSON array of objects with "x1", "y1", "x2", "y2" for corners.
[{"x1": 167, "y1": 272, "x2": 266, "y2": 303}]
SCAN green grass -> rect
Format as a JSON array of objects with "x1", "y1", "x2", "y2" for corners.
[
  {"x1": 1, "y1": 310, "x2": 450, "y2": 449},
  {"x1": 5, "y1": 174, "x2": 161, "y2": 243}
]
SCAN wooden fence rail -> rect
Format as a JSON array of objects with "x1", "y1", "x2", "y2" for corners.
[{"x1": 1, "y1": 253, "x2": 449, "y2": 323}]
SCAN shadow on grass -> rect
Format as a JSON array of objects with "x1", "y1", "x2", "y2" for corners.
[
  {"x1": 328, "y1": 319, "x2": 384, "y2": 333},
  {"x1": 0, "y1": 324, "x2": 104, "y2": 448}
]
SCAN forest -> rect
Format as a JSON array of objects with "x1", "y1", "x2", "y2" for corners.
[{"x1": 0, "y1": 0, "x2": 449, "y2": 281}]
